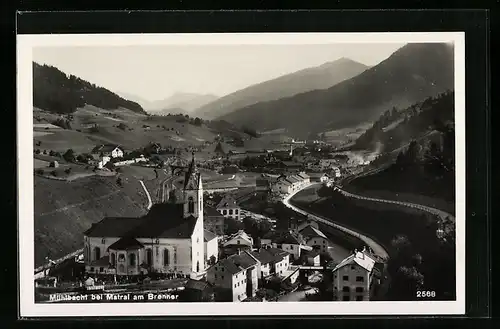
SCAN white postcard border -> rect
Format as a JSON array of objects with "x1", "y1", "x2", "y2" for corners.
[{"x1": 17, "y1": 32, "x2": 466, "y2": 317}]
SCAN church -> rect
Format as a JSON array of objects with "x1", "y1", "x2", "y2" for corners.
[{"x1": 83, "y1": 155, "x2": 205, "y2": 279}]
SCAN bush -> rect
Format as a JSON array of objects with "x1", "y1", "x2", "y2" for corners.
[
  {"x1": 63, "y1": 149, "x2": 75, "y2": 162},
  {"x1": 35, "y1": 149, "x2": 41, "y2": 155},
  {"x1": 35, "y1": 169, "x2": 44, "y2": 175},
  {"x1": 64, "y1": 168, "x2": 72, "y2": 174},
  {"x1": 50, "y1": 170, "x2": 58, "y2": 177}
]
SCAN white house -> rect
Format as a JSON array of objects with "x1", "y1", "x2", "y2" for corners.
[
  {"x1": 204, "y1": 229, "x2": 219, "y2": 268},
  {"x1": 249, "y1": 247, "x2": 291, "y2": 280},
  {"x1": 272, "y1": 231, "x2": 312, "y2": 261},
  {"x1": 272, "y1": 179, "x2": 292, "y2": 195},
  {"x1": 299, "y1": 224, "x2": 331, "y2": 253},
  {"x1": 206, "y1": 251, "x2": 259, "y2": 302},
  {"x1": 216, "y1": 195, "x2": 241, "y2": 221},
  {"x1": 331, "y1": 248, "x2": 376, "y2": 301},
  {"x1": 92, "y1": 144, "x2": 124, "y2": 159},
  {"x1": 223, "y1": 230, "x2": 253, "y2": 248},
  {"x1": 83, "y1": 155, "x2": 205, "y2": 279}
]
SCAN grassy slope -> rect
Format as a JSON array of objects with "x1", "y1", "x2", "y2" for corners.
[{"x1": 34, "y1": 173, "x2": 149, "y2": 267}]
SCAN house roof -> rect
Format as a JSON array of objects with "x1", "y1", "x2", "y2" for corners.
[
  {"x1": 216, "y1": 258, "x2": 242, "y2": 275},
  {"x1": 108, "y1": 236, "x2": 144, "y2": 251},
  {"x1": 278, "y1": 180, "x2": 292, "y2": 186},
  {"x1": 89, "y1": 255, "x2": 110, "y2": 267},
  {"x1": 204, "y1": 207, "x2": 223, "y2": 218},
  {"x1": 229, "y1": 252, "x2": 258, "y2": 271},
  {"x1": 249, "y1": 249, "x2": 276, "y2": 264},
  {"x1": 216, "y1": 195, "x2": 238, "y2": 209},
  {"x1": 224, "y1": 230, "x2": 253, "y2": 246},
  {"x1": 92, "y1": 144, "x2": 121, "y2": 154},
  {"x1": 287, "y1": 175, "x2": 301, "y2": 183},
  {"x1": 297, "y1": 172, "x2": 309, "y2": 179},
  {"x1": 299, "y1": 225, "x2": 328, "y2": 240},
  {"x1": 264, "y1": 247, "x2": 290, "y2": 261},
  {"x1": 332, "y1": 251, "x2": 376, "y2": 273},
  {"x1": 275, "y1": 231, "x2": 306, "y2": 245},
  {"x1": 185, "y1": 279, "x2": 212, "y2": 291},
  {"x1": 204, "y1": 229, "x2": 218, "y2": 242}
]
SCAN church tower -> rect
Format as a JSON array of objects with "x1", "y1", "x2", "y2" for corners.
[
  {"x1": 182, "y1": 153, "x2": 203, "y2": 219},
  {"x1": 182, "y1": 153, "x2": 205, "y2": 277}
]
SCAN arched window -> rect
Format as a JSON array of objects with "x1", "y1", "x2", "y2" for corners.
[
  {"x1": 146, "y1": 249, "x2": 153, "y2": 265},
  {"x1": 110, "y1": 253, "x2": 116, "y2": 267},
  {"x1": 196, "y1": 261, "x2": 200, "y2": 272},
  {"x1": 163, "y1": 249, "x2": 170, "y2": 266},
  {"x1": 188, "y1": 196, "x2": 195, "y2": 213},
  {"x1": 129, "y1": 253, "x2": 136, "y2": 266},
  {"x1": 94, "y1": 247, "x2": 101, "y2": 260}
]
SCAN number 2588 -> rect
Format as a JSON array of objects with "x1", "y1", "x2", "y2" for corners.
[{"x1": 416, "y1": 291, "x2": 436, "y2": 298}]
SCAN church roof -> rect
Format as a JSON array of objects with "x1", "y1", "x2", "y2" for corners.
[
  {"x1": 84, "y1": 203, "x2": 198, "y2": 240},
  {"x1": 108, "y1": 236, "x2": 144, "y2": 251},
  {"x1": 84, "y1": 217, "x2": 143, "y2": 237}
]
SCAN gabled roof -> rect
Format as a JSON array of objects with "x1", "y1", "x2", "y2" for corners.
[
  {"x1": 84, "y1": 217, "x2": 143, "y2": 237},
  {"x1": 286, "y1": 175, "x2": 301, "y2": 183},
  {"x1": 185, "y1": 279, "x2": 212, "y2": 291},
  {"x1": 299, "y1": 225, "x2": 328, "y2": 240},
  {"x1": 332, "y1": 251, "x2": 376, "y2": 273},
  {"x1": 108, "y1": 236, "x2": 144, "y2": 251},
  {"x1": 297, "y1": 172, "x2": 309, "y2": 180},
  {"x1": 91, "y1": 144, "x2": 121, "y2": 154},
  {"x1": 224, "y1": 230, "x2": 253, "y2": 246},
  {"x1": 204, "y1": 206, "x2": 223, "y2": 217},
  {"x1": 265, "y1": 247, "x2": 290, "y2": 260},
  {"x1": 275, "y1": 231, "x2": 306, "y2": 245},
  {"x1": 249, "y1": 249, "x2": 276, "y2": 264},
  {"x1": 204, "y1": 229, "x2": 218, "y2": 242},
  {"x1": 89, "y1": 255, "x2": 110, "y2": 267},
  {"x1": 229, "y1": 252, "x2": 259, "y2": 270},
  {"x1": 216, "y1": 195, "x2": 238, "y2": 209}
]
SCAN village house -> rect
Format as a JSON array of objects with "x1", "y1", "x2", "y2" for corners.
[
  {"x1": 272, "y1": 231, "x2": 312, "y2": 261},
  {"x1": 248, "y1": 247, "x2": 291, "y2": 282},
  {"x1": 300, "y1": 250, "x2": 321, "y2": 266},
  {"x1": 331, "y1": 248, "x2": 376, "y2": 301},
  {"x1": 204, "y1": 229, "x2": 219, "y2": 267},
  {"x1": 203, "y1": 206, "x2": 225, "y2": 236},
  {"x1": 223, "y1": 230, "x2": 254, "y2": 249},
  {"x1": 83, "y1": 155, "x2": 205, "y2": 279},
  {"x1": 206, "y1": 251, "x2": 259, "y2": 302},
  {"x1": 89, "y1": 144, "x2": 124, "y2": 169},
  {"x1": 298, "y1": 224, "x2": 332, "y2": 253},
  {"x1": 216, "y1": 195, "x2": 241, "y2": 221},
  {"x1": 179, "y1": 279, "x2": 214, "y2": 302}
]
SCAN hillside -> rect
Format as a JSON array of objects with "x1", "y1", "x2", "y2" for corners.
[
  {"x1": 192, "y1": 57, "x2": 369, "y2": 120},
  {"x1": 218, "y1": 43, "x2": 454, "y2": 137},
  {"x1": 33, "y1": 62, "x2": 146, "y2": 115},
  {"x1": 346, "y1": 91, "x2": 456, "y2": 213},
  {"x1": 34, "y1": 174, "x2": 149, "y2": 267}
]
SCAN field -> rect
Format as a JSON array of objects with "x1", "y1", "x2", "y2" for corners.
[{"x1": 34, "y1": 173, "x2": 150, "y2": 267}]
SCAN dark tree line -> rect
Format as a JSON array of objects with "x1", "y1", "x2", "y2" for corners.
[
  {"x1": 33, "y1": 63, "x2": 146, "y2": 114},
  {"x1": 354, "y1": 91, "x2": 454, "y2": 153}
]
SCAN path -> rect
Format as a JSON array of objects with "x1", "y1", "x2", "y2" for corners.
[
  {"x1": 139, "y1": 180, "x2": 153, "y2": 210},
  {"x1": 337, "y1": 187, "x2": 455, "y2": 220},
  {"x1": 278, "y1": 287, "x2": 316, "y2": 302}
]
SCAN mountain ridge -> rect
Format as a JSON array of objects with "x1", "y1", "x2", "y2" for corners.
[
  {"x1": 218, "y1": 43, "x2": 454, "y2": 137},
  {"x1": 192, "y1": 57, "x2": 370, "y2": 119}
]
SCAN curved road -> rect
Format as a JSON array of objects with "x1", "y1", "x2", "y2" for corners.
[
  {"x1": 139, "y1": 180, "x2": 153, "y2": 210},
  {"x1": 282, "y1": 183, "x2": 389, "y2": 261}
]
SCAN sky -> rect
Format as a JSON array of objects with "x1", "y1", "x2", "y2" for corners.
[{"x1": 33, "y1": 43, "x2": 405, "y2": 101}]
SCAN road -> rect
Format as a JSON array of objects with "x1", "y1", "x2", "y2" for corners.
[
  {"x1": 283, "y1": 183, "x2": 390, "y2": 260},
  {"x1": 278, "y1": 287, "x2": 317, "y2": 302},
  {"x1": 337, "y1": 188, "x2": 455, "y2": 221},
  {"x1": 139, "y1": 180, "x2": 152, "y2": 210}
]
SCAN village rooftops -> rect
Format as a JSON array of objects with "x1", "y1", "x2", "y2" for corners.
[
  {"x1": 275, "y1": 231, "x2": 306, "y2": 245},
  {"x1": 91, "y1": 144, "x2": 122, "y2": 154},
  {"x1": 216, "y1": 195, "x2": 238, "y2": 209},
  {"x1": 299, "y1": 225, "x2": 328, "y2": 240},
  {"x1": 297, "y1": 172, "x2": 309, "y2": 180},
  {"x1": 332, "y1": 250, "x2": 376, "y2": 273},
  {"x1": 215, "y1": 252, "x2": 259, "y2": 275},
  {"x1": 249, "y1": 247, "x2": 289, "y2": 264}
]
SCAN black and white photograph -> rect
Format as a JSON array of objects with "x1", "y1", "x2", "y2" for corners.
[{"x1": 17, "y1": 32, "x2": 465, "y2": 316}]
